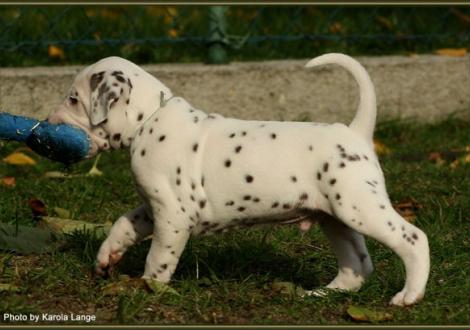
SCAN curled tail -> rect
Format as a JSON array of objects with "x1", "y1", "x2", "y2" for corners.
[{"x1": 305, "y1": 53, "x2": 377, "y2": 142}]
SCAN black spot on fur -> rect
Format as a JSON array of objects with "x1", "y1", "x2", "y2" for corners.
[
  {"x1": 149, "y1": 128, "x2": 153, "y2": 134},
  {"x1": 225, "y1": 159, "x2": 231, "y2": 167},
  {"x1": 137, "y1": 113, "x2": 143, "y2": 121},
  {"x1": 253, "y1": 197, "x2": 260, "y2": 203},
  {"x1": 193, "y1": 116, "x2": 199, "y2": 123},
  {"x1": 193, "y1": 143, "x2": 198, "y2": 152},
  {"x1": 176, "y1": 178, "x2": 181, "y2": 186},
  {"x1": 308, "y1": 145, "x2": 313, "y2": 151},
  {"x1": 329, "y1": 178, "x2": 337, "y2": 185},
  {"x1": 177, "y1": 167, "x2": 181, "y2": 175},
  {"x1": 380, "y1": 205, "x2": 385, "y2": 209},
  {"x1": 335, "y1": 193, "x2": 341, "y2": 200},
  {"x1": 229, "y1": 133, "x2": 235, "y2": 138},
  {"x1": 323, "y1": 162, "x2": 329, "y2": 172},
  {"x1": 199, "y1": 200, "x2": 206, "y2": 209},
  {"x1": 159, "y1": 135, "x2": 166, "y2": 142},
  {"x1": 141, "y1": 149, "x2": 146, "y2": 157},
  {"x1": 225, "y1": 201, "x2": 234, "y2": 206},
  {"x1": 271, "y1": 202, "x2": 279, "y2": 208},
  {"x1": 317, "y1": 172, "x2": 322, "y2": 180},
  {"x1": 412, "y1": 233, "x2": 418, "y2": 240},
  {"x1": 245, "y1": 175, "x2": 254, "y2": 183},
  {"x1": 339, "y1": 162, "x2": 346, "y2": 168},
  {"x1": 238, "y1": 206, "x2": 245, "y2": 212},
  {"x1": 243, "y1": 195, "x2": 251, "y2": 201},
  {"x1": 291, "y1": 176, "x2": 297, "y2": 183},
  {"x1": 282, "y1": 204, "x2": 291, "y2": 209},
  {"x1": 270, "y1": 133, "x2": 277, "y2": 139},
  {"x1": 299, "y1": 193, "x2": 308, "y2": 200},
  {"x1": 235, "y1": 145, "x2": 242, "y2": 153}
]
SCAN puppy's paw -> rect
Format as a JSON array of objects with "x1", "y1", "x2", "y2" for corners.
[
  {"x1": 390, "y1": 289, "x2": 424, "y2": 306},
  {"x1": 95, "y1": 239, "x2": 125, "y2": 276}
]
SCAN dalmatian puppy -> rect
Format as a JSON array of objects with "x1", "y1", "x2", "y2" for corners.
[{"x1": 48, "y1": 54, "x2": 430, "y2": 306}]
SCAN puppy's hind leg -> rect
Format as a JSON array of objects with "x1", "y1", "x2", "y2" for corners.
[
  {"x1": 319, "y1": 215, "x2": 373, "y2": 291},
  {"x1": 328, "y1": 182, "x2": 430, "y2": 306}
]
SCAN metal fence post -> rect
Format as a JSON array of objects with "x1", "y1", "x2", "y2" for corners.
[{"x1": 207, "y1": 6, "x2": 228, "y2": 64}]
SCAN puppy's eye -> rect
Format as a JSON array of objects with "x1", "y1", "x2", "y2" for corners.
[{"x1": 68, "y1": 96, "x2": 78, "y2": 105}]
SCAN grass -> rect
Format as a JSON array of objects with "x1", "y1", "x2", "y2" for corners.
[{"x1": 0, "y1": 116, "x2": 469, "y2": 325}]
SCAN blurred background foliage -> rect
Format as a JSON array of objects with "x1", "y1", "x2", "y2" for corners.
[{"x1": 0, "y1": 5, "x2": 468, "y2": 66}]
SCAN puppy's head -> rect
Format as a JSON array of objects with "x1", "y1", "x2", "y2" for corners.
[{"x1": 48, "y1": 56, "x2": 172, "y2": 157}]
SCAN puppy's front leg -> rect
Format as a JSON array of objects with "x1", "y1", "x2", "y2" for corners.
[
  {"x1": 96, "y1": 204, "x2": 153, "y2": 275},
  {"x1": 142, "y1": 207, "x2": 190, "y2": 283}
]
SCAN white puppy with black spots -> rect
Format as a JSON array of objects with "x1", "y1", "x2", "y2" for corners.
[{"x1": 48, "y1": 53, "x2": 430, "y2": 306}]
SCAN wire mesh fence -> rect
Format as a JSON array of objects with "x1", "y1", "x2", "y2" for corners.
[{"x1": 0, "y1": 5, "x2": 468, "y2": 66}]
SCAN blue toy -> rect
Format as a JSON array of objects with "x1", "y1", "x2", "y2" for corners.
[{"x1": 0, "y1": 113, "x2": 90, "y2": 164}]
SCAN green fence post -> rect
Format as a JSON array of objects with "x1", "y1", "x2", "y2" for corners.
[{"x1": 207, "y1": 6, "x2": 228, "y2": 64}]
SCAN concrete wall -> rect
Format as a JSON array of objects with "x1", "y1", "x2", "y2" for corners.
[{"x1": 1, "y1": 55, "x2": 469, "y2": 123}]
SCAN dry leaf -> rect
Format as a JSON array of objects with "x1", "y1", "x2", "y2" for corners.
[
  {"x1": 329, "y1": 22, "x2": 343, "y2": 34},
  {"x1": 28, "y1": 198, "x2": 47, "y2": 217},
  {"x1": 3, "y1": 152, "x2": 36, "y2": 165},
  {"x1": 347, "y1": 305, "x2": 393, "y2": 322},
  {"x1": 428, "y1": 151, "x2": 445, "y2": 166},
  {"x1": 48, "y1": 45, "x2": 65, "y2": 60},
  {"x1": 393, "y1": 199, "x2": 422, "y2": 223},
  {"x1": 53, "y1": 207, "x2": 71, "y2": 219},
  {"x1": 168, "y1": 29, "x2": 179, "y2": 38},
  {"x1": 1, "y1": 176, "x2": 16, "y2": 187},
  {"x1": 374, "y1": 140, "x2": 390, "y2": 156},
  {"x1": 435, "y1": 48, "x2": 467, "y2": 57},
  {"x1": 38, "y1": 216, "x2": 112, "y2": 237}
]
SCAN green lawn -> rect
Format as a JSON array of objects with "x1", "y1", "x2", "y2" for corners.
[{"x1": 0, "y1": 117, "x2": 469, "y2": 325}]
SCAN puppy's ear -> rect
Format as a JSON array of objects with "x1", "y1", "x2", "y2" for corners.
[{"x1": 89, "y1": 70, "x2": 132, "y2": 126}]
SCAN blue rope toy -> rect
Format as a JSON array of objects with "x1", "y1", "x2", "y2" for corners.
[{"x1": 0, "y1": 113, "x2": 90, "y2": 165}]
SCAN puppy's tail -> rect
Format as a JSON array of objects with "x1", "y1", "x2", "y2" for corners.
[{"x1": 305, "y1": 53, "x2": 376, "y2": 142}]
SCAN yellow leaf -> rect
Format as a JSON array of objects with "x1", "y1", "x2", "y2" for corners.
[
  {"x1": 347, "y1": 305, "x2": 393, "y2": 322},
  {"x1": 3, "y1": 152, "x2": 36, "y2": 165},
  {"x1": 38, "y1": 216, "x2": 112, "y2": 237},
  {"x1": 53, "y1": 207, "x2": 71, "y2": 219},
  {"x1": 168, "y1": 29, "x2": 179, "y2": 38},
  {"x1": 374, "y1": 140, "x2": 390, "y2": 156},
  {"x1": 48, "y1": 45, "x2": 65, "y2": 60},
  {"x1": 435, "y1": 48, "x2": 467, "y2": 57}
]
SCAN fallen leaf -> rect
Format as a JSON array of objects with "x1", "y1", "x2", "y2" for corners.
[
  {"x1": 329, "y1": 22, "x2": 343, "y2": 34},
  {"x1": 44, "y1": 171, "x2": 73, "y2": 179},
  {"x1": 0, "y1": 283, "x2": 21, "y2": 293},
  {"x1": 145, "y1": 279, "x2": 180, "y2": 296},
  {"x1": 168, "y1": 29, "x2": 179, "y2": 38},
  {"x1": 48, "y1": 45, "x2": 65, "y2": 60},
  {"x1": 393, "y1": 199, "x2": 422, "y2": 223},
  {"x1": 53, "y1": 207, "x2": 71, "y2": 219},
  {"x1": 374, "y1": 140, "x2": 390, "y2": 156},
  {"x1": 428, "y1": 151, "x2": 445, "y2": 166},
  {"x1": 3, "y1": 152, "x2": 36, "y2": 165},
  {"x1": 0, "y1": 222, "x2": 60, "y2": 254},
  {"x1": 28, "y1": 198, "x2": 47, "y2": 217},
  {"x1": 435, "y1": 48, "x2": 467, "y2": 57},
  {"x1": 38, "y1": 216, "x2": 112, "y2": 237},
  {"x1": 347, "y1": 305, "x2": 393, "y2": 322},
  {"x1": 1, "y1": 176, "x2": 16, "y2": 187}
]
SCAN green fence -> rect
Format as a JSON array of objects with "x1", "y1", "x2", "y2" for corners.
[{"x1": 0, "y1": 5, "x2": 468, "y2": 66}]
